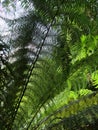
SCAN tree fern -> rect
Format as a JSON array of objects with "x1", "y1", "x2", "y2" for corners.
[{"x1": 0, "y1": 0, "x2": 98, "y2": 130}]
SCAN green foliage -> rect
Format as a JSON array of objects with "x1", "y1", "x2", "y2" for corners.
[{"x1": 0, "y1": 0, "x2": 98, "y2": 130}]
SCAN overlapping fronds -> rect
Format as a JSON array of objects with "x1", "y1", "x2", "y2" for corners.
[
  {"x1": 0, "y1": 0, "x2": 98, "y2": 130},
  {"x1": 39, "y1": 92, "x2": 98, "y2": 130}
]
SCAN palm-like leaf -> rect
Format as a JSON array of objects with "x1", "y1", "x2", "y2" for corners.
[{"x1": 0, "y1": 0, "x2": 98, "y2": 130}]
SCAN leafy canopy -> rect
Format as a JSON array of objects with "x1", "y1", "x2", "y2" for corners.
[{"x1": 0, "y1": 0, "x2": 98, "y2": 130}]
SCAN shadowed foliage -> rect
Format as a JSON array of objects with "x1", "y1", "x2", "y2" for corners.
[{"x1": 0, "y1": 0, "x2": 98, "y2": 130}]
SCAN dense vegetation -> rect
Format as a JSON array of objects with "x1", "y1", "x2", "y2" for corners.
[{"x1": 0, "y1": 0, "x2": 98, "y2": 130}]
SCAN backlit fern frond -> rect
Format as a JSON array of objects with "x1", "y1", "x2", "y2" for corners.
[
  {"x1": 0, "y1": 0, "x2": 98, "y2": 130},
  {"x1": 39, "y1": 92, "x2": 98, "y2": 130},
  {"x1": 1, "y1": 1, "x2": 64, "y2": 130}
]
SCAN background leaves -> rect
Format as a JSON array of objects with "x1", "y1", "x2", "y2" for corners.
[{"x1": 0, "y1": 0, "x2": 98, "y2": 130}]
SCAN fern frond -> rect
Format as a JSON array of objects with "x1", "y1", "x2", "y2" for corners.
[
  {"x1": 36, "y1": 92, "x2": 98, "y2": 130},
  {"x1": 1, "y1": 1, "x2": 98, "y2": 130}
]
